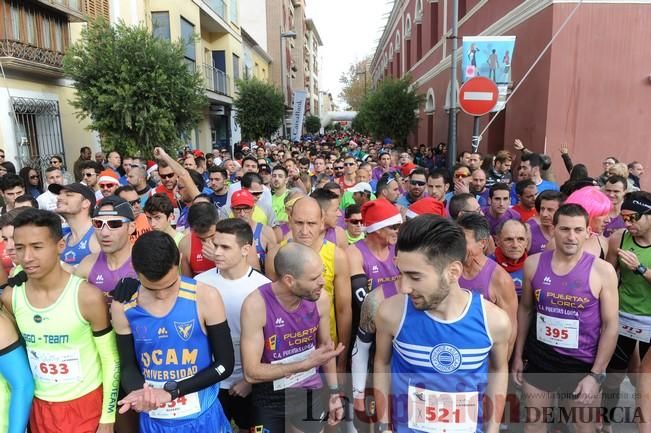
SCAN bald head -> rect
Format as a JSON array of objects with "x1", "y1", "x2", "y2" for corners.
[
  {"x1": 275, "y1": 243, "x2": 320, "y2": 279},
  {"x1": 291, "y1": 196, "x2": 323, "y2": 219}
]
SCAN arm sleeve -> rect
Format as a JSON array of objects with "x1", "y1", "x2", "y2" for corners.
[
  {"x1": 350, "y1": 328, "x2": 374, "y2": 399},
  {"x1": 93, "y1": 328, "x2": 120, "y2": 424},
  {"x1": 561, "y1": 153, "x2": 574, "y2": 175},
  {"x1": 0, "y1": 340, "x2": 34, "y2": 433},
  {"x1": 177, "y1": 321, "x2": 234, "y2": 397},
  {"x1": 351, "y1": 274, "x2": 370, "y2": 308},
  {"x1": 115, "y1": 333, "x2": 146, "y2": 394}
]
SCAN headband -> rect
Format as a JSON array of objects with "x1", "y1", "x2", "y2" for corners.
[{"x1": 621, "y1": 196, "x2": 651, "y2": 214}]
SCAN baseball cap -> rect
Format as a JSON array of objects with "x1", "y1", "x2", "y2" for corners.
[
  {"x1": 400, "y1": 162, "x2": 418, "y2": 178},
  {"x1": 49, "y1": 182, "x2": 96, "y2": 209},
  {"x1": 348, "y1": 182, "x2": 373, "y2": 194},
  {"x1": 93, "y1": 195, "x2": 135, "y2": 220},
  {"x1": 231, "y1": 189, "x2": 255, "y2": 208},
  {"x1": 259, "y1": 164, "x2": 271, "y2": 173}
]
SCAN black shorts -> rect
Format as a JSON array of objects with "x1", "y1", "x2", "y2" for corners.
[
  {"x1": 250, "y1": 388, "x2": 327, "y2": 433},
  {"x1": 607, "y1": 334, "x2": 651, "y2": 371},
  {"x1": 523, "y1": 338, "x2": 593, "y2": 395},
  {"x1": 218, "y1": 388, "x2": 253, "y2": 430}
]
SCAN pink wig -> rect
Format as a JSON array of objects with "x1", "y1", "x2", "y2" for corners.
[{"x1": 565, "y1": 186, "x2": 612, "y2": 219}]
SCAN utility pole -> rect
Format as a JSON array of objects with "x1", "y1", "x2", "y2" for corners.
[{"x1": 447, "y1": 0, "x2": 459, "y2": 169}]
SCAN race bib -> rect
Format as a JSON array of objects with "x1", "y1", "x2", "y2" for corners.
[
  {"x1": 619, "y1": 315, "x2": 651, "y2": 343},
  {"x1": 27, "y1": 349, "x2": 82, "y2": 384},
  {"x1": 536, "y1": 313, "x2": 579, "y2": 349},
  {"x1": 146, "y1": 381, "x2": 201, "y2": 419},
  {"x1": 272, "y1": 347, "x2": 316, "y2": 391},
  {"x1": 407, "y1": 385, "x2": 478, "y2": 433}
]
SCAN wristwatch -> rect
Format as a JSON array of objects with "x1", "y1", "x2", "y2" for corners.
[
  {"x1": 163, "y1": 380, "x2": 180, "y2": 400},
  {"x1": 634, "y1": 264, "x2": 648, "y2": 276},
  {"x1": 587, "y1": 371, "x2": 607, "y2": 385},
  {"x1": 375, "y1": 422, "x2": 392, "y2": 433}
]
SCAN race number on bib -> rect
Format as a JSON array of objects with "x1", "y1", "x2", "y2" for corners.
[
  {"x1": 272, "y1": 347, "x2": 316, "y2": 391},
  {"x1": 619, "y1": 315, "x2": 651, "y2": 343},
  {"x1": 27, "y1": 349, "x2": 82, "y2": 384},
  {"x1": 147, "y1": 381, "x2": 201, "y2": 419},
  {"x1": 536, "y1": 313, "x2": 579, "y2": 349},
  {"x1": 407, "y1": 386, "x2": 478, "y2": 433}
]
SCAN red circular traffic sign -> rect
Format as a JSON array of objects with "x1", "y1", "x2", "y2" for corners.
[{"x1": 458, "y1": 77, "x2": 499, "y2": 116}]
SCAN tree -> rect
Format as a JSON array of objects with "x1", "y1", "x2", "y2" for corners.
[
  {"x1": 233, "y1": 78, "x2": 284, "y2": 141},
  {"x1": 356, "y1": 77, "x2": 422, "y2": 145},
  {"x1": 338, "y1": 57, "x2": 371, "y2": 110},
  {"x1": 63, "y1": 18, "x2": 207, "y2": 157},
  {"x1": 304, "y1": 115, "x2": 321, "y2": 135}
]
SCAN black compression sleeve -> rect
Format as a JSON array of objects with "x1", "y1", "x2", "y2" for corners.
[
  {"x1": 351, "y1": 274, "x2": 369, "y2": 307},
  {"x1": 116, "y1": 333, "x2": 146, "y2": 393},
  {"x1": 177, "y1": 321, "x2": 234, "y2": 397}
]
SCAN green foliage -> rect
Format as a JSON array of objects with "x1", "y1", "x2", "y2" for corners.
[
  {"x1": 233, "y1": 78, "x2": 284, "y2": 141},
  {"x1": 356, "y1": 77, "x2": 422, "y2": 145},
  {"x1": 338, "y1": 57, "x2": 371, "y2": 110},
  {"x1": 63, "y1": 18, "x2": 207, "y2": 157},
  {"x1": 304, "y1": 115, "x2": 321, "y2": 135}
]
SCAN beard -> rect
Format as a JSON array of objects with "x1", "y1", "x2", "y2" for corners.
[{"x1": 411, "y1": 274, "x2": 451, "y2": 311}]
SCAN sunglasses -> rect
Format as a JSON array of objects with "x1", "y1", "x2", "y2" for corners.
[
  {"x1": 334, "y1": 166, "x2": 344, "y2": 170},
  {"x1": 386, "y1": 224, "x2": 402, "y2": 231},
  {"x1": 83, "y1": 172, "x2": 95, "y2": 177},
  {"x1": 92, "y1": 218, "x2": 129, "y2": 230},
  {"x1": 621, "y1": 212, "x2": 647, "y2": 223},
  {"x1": 232, "y1": 207, "x2": 252, "y2": 213},
  {"x1": 250, "y1": 191, "x2": 263, "y2": 197},
  {"x1": 127, "y1": 199, "x2": 140, "y2": 206},
  {"x1": 455, "y1": 173, "x2": 470, "y2": 179},
  {"x1": 100, "y1": 183, "x2": 117, "y2": 189},
  {"x1": 410, "y1": 180, "x2": 426, "y2": 186},
  {"x1": 347, "y1": 219, "x2": 363, "y2": 225},
  {"x1": 344, "y1": 162, "x2": 356, "y2": 166},
  {"x1": 159, "y1": 173, "x2": 175, "y2": 179},
  {"x1": 30, "y1": 175, "x2": 39, "y2": 179},
  {"x1": 50, "y1": 160, "x2": 60, "y2": 164}
]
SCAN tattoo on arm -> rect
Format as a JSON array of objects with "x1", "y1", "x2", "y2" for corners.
[{"x1": 359, "y1": 290, "x2": 381, "y2": 335}]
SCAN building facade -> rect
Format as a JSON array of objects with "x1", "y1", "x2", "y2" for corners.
[
  {"x1": 305, "y1": 18, "x2": 322, "y2": 116},
  {"x1": 0, "y1": 0, "x2": 109, "y2": 172},
  {"x1": 370, "y1": 0, "x2": 651, "y2": 180}
]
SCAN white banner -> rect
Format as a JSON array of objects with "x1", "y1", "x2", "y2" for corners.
[{"x1": 290, "y1": 90, "x2": 307, "y2": 142}]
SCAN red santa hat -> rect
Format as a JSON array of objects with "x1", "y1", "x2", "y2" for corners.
[
  {"x1": 405, "y1": 197, "x2": 447, "y2": 219},
  {"x1": 361, "y1": 198, "x2": 402, "y2": 233}
]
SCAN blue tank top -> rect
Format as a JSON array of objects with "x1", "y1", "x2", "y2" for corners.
[
  {"x1": 391, "y1": 292, "x2": 492, "y2": 433},
  {"x1": 253, "y1": 223, "x2": 266, "y2": 269},
  {"x1": 124, "y1": 277, "x2": 219, "y2": 421},
  {"x1": 60, "y1": 226, "x2": 94, "y2": 265}
]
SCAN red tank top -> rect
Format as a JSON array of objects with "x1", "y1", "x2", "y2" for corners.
[{"x1": 189, "y1": 231, "x2": 214, "y2": 276}]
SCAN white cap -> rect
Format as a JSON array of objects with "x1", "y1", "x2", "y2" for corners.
[{"x1": 348, "y1": 182, "x2": 373, "y2": 194}]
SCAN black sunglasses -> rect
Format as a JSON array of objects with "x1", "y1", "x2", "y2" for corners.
[
  {"x1": 159, "y1": 173, "x2": 175, "y2": 179},
  {"x1": 410, "y1": 180, "x2": 426, "y2": 186}
]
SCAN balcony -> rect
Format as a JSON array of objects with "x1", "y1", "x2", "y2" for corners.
[
  {"x1": 0, "y1": 39, "x2": 66, "y2": 76},
  {"x1": 204, "y1": 0, "x2": 227, "y2": 19},
  {"x1": 36, "y1": 0, "x2": 85, "y2": 21},
  {"x1": 203, "y1": 64, "x2": 231, "y2": 97}
]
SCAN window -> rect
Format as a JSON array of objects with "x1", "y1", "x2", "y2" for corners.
[
  {"x1": 11, "y1": 3, "x2": 20, "y2": 40},
  {"x1": 42, "y1": 17, "x2": 51, "y2": 49},
  {"x1": 54, "y1": 22, "x2": 63, "y2": 52},
  {"x1": 152, "y1": 12, "x2": 171, "y2": 41},
  {"x1": 230, "y1": 0, "x2": 238, "y2": 23},
  {"x1": 232, "y1": 54, "x2": 240, "y2": 80},
  {"x1": 181, "y1": 17, "x2": 196, "y2": 67},
  {"x1": 26, "y1": 10, "x2": 36, "y2": 45},
  {"x1": 415, "y1": 0, "x2": 424, "y2": 22}
]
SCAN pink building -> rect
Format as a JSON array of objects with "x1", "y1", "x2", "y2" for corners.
[{"x1": 370, "y1": 0, "x2": 651, "y2": 186}]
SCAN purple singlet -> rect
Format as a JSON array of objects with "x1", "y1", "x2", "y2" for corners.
[
  {"x1": 259, "y1": 283, "x2": 322, "y2": 389},
  {"x1": 527, "y1": 219, "x2": 549, "y2": 254},
  {"x1": 603, "y1": 215, "x2": 626, "y2": 238},
  {"x1": 482, "y1": 207, "x2": 521, "y2": 235},
  {"x1": 354, "y1": 240, "x2": 400, "y2": 298},
  {"x1": 459, "y1": 257, "x2": 497, "y2": 300},
  {"x1": 88, "y1": 252, "x2": 137, "y2": 299},
  {"x1": 531, "y1": 251, "x2": 601, "y2": 363},
  {"x1": 279, "y1": 222, "x2": 291, "y2": 237},
  {"x1": 324, "y1": 227, "x2": 337, "y2": 244}
]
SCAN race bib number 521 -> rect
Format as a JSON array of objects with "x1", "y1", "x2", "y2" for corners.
[{"x1": 407, "y1": 386, "x2": 478, "y2": 433}]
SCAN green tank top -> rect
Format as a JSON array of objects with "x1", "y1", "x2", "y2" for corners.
[
  {"x1": 12, "y1": 274, "x2": 102, "y2": 402},
  {"x1": 619, "y1": 231, "x2": 651, "y2": 316}
]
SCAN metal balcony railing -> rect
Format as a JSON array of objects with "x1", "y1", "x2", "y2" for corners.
[
  {"x1": 0, "y1": 39, "x2": 65, "y2": 70},
  {"x1": 203, "y1": 64, "x2": 231, "y2": 96},
  {"x1": 205, "y1": 0, "x2": 227, "y2": 19}
]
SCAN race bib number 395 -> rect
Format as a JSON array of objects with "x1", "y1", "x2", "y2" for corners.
[
  {"x1": 407, "y1": 386, "x2": 478, "y2": 433},
  {"x1": 536, "y1": 313, "x2": 579, "y2": 349}
]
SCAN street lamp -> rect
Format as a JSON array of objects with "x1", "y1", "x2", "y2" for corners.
[{"x1": 280, "y1": 29, "x2": 297, "y2": 138}]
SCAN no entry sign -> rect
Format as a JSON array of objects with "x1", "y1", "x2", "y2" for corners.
[{"x1": 459, "y1": 77, "x2": 499, "y2": 116}]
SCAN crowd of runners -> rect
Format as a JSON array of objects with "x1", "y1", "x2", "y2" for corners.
[{"x1": 0, "y1": 136, "x2": 648, "y2": 433}]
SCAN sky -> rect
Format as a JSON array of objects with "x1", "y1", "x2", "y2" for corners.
[{"x1": 308, "y1": 0, "x2": 394, "y2": 109}]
